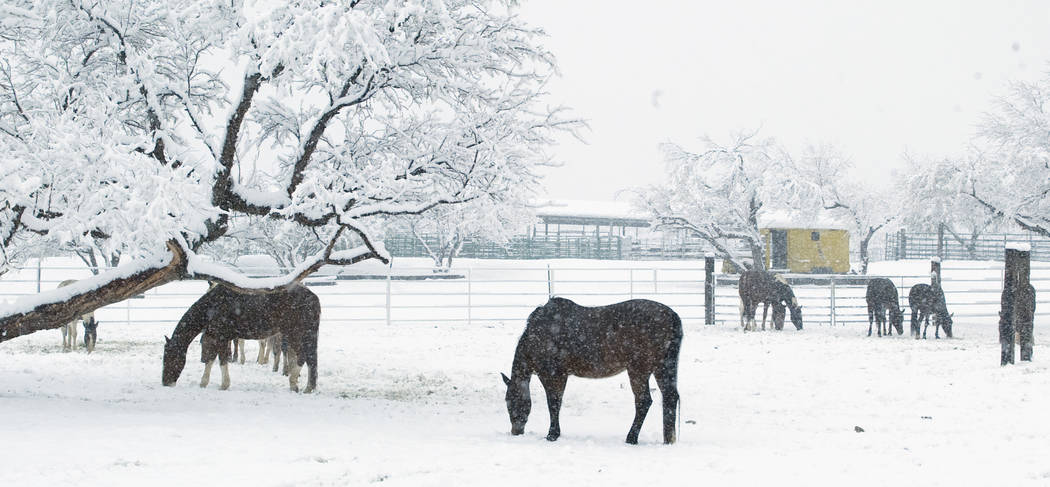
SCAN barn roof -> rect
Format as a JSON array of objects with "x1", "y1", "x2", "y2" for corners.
[
  {"x1": 758, "y1": 209, "x2": 852, "y2": 231},
  {"x1": 533, "y1": 199, "x2": 651, "y2": 227}
]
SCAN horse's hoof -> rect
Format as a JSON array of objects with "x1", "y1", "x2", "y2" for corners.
[
  {"x1": 545, "y1": 434, "x2": 559, "y2": 442},
  {"x1": 303, "y1": 386, "x2": 315, "y2": 394},
  {"x1": 625, "y1": 437, "x2": 639, "y2": 445}
]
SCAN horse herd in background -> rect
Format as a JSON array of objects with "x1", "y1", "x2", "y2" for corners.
[{"x1": 737, "y1": 269, "x2": 954, "y2": 339}]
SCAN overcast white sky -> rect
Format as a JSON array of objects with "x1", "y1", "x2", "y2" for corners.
[{"x1": 517, "y1": 0, "x2": 1050, "y2": 202}]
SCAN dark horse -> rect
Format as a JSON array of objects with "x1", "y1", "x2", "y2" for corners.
[
  {"x1": 501, "y1": 297, "x2": 682, "y2": 444},
  {"x1": 866, "y1": 278, "x2": 903, "y2": 337},
  {"x1": 162, "y1": 283, "x2": 321, "y2": 392},
  {"x1": 738, "y1": 270, "x2": 803, "y2": 331},
  {"x1": 908, "y1": 283, "x2": 953, "y2": 339}
]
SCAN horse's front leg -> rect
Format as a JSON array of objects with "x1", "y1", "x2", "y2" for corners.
[
  {"x1": 537, "y1": 373, "x2": 568, "y2": 441},
  {"x1": 922, "y1": 314, "x2": 929, "y2": 339},
  {"x1": 200, "y1": 359, "x2": 214, "y2": 388},
  {"x1": 626, "y1": 369, "x2": 653, "y2": 445}
]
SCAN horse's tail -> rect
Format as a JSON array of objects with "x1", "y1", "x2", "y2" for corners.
[{"x1": 662, "y1": 311, "x2": 683, "y2": 444}]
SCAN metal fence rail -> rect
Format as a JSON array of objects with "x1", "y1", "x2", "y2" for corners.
[
  {"x1": 3, "y1": 264, "x2": 1049, "y2": 330},
  {"x1": 885, "y1": 230, "x2": 1050, "y2": 261}
]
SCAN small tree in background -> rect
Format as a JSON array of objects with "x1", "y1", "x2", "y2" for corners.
[
  {"x1": 802, "y1": 144, "x2": 896, "y2": 274},
  {"x1": 637, "y1": 129, "x2": 826, "y2": 271},
  {"x1": 898, "y1": 153, "x2": 1000, "y2": 259},
  {"x1": 956, "y1": 72, "x2": 1050, "y2": 235},
  {"x1": 400, "y1": 197, "x2": 532, "y2": 271}
]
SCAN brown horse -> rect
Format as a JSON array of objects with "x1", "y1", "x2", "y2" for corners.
[
  {"x1": 162, "y1": 283, "x2": 320, "y2": 392},
  {"x1": 908, "y1": 284, "x2": 953, "y2": 339},
  {"x1": 738, "y1": 270, "x2": 803, "y2": 331},
  {"x1": 866, "y1": 278, "x2": 903, "y2": 337},
  {"x1": 501, "y1": 297, "x2": 682, "y2": 444}
]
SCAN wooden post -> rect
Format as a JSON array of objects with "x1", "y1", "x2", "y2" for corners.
[
  {"x1": 705, "y1": 255, "x2": 715, "y2": 326},
  {"x1": 1001, "y1": 247, "x2": 1020, "y2": 365},
  {"x1": 899, "y1": 229, "x2": 907, "y2": 260},
  {"x1": 1017, "y1": 248, "x2": 1034, "y2": 362},
  {"x1": 937, "y1": 223, "x2": 945, "y2": 260},
  {"x1": 1002, "y1": 245, "x2": 1035, "y2": 363},
  {"x1": 930, "y1": 257, "x2": 941, "y2": 289}
]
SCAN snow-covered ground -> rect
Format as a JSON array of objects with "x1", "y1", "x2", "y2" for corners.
[{"x1": 2, "y1": 259, "x2": 1049, "y2": 486}]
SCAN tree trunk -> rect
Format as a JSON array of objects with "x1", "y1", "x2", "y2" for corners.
[
  {"x1": 749, "y1": 240, "x2": 766, "y2": 271},
  {"x1": 0, "y1": 241, "x2": 185, "y2": 344},
  {"x1": 859, "y1": 229, "x2": 875, "y2": 275}
]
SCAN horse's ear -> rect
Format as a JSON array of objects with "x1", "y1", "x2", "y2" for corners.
[
  {"x1": 501, "y1": 373, "x2": 511, "y2": 387},
  {"x1": 164, "y1": 335, "x2": 170, "y2": 344}
]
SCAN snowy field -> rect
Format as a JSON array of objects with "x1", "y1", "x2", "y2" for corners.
[{"x1": 2, "y1": 260, "x2": 1050, "y2": 486}]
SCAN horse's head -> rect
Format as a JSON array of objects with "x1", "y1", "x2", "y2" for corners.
[
  {"x1": 889, "y1": 307, "x2": 904, "y2": 334},
  {"x1": 788, "y1": 303, "x2": 803, "y2": 330},
  {"x1": 936, "y1": 312, "x2": 954, "y2": 338},
  {"x1": 501, "y1": 373, "x2": 530, "y2": 435},
  {"x1": 162, "y1": 335, "x2": 186, "y2": 387}
]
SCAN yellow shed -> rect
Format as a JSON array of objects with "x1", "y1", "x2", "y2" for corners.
[{"x1": 759, "y1": 212, "x2": 851, "y2": 274}]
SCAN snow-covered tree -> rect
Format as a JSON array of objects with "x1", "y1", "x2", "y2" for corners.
[
  {"x1": 201, "y1": 216, "x2": 325, "y2": 270},
  {"x1": 0, "y1": 0, "x2": 577, "y2": 343},
  {"x1": 637, "y1": 129, "x2": 821, "y2": 271},
  {"x1": 399, "y1": 196, "x2": 531, "y2": 270},
  {"x1": 957, "y1": 73, "x2": 1050, "y2": 236},
  {"x1": 802, "y1": 144, "x2": 896, "y2": 274},
  {"x1": 897, "y1": 153, "x2": 1000, "y2": 259}
]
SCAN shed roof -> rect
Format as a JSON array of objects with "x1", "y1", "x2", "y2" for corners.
[
  {"x1": 533, "y1": 199, "x2": 651, "y2": 227},
  {"x1": 758, "y1": 209, "x2": 852, "y2": 231}
]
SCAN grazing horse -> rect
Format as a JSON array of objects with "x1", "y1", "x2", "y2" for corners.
[
  {"x1": 866, "y1": 278, "x2": 903, "y2": 337},
  {"x1": 501, "y1": 297, "x2": 682, "y2": 444},
  {"x1": 56, "y1": 279, "x2": 99, "y2": 352},
  {"x1": 908, "y1": 284, "x2": 953, "y2": 339},
  {"x1": 162, "y1": 283, "x2": 320, "y2": 392},
  {"x1": 738, "y1": 270, "x2": 803, "y2": 331}
]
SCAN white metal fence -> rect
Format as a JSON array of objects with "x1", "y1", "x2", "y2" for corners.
[{"x1": 4, "y1": 263, "x2": 1050, "y2": 330}]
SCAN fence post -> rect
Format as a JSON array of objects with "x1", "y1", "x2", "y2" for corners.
[
  {"x1": 705, "y1": 255, "x2": 715, "y2": 326},
  {"x1": 36, "y1": 259, "x2": 42, "y2": 293},
  {"x1": 126, "y1": 298, "x2": 132, "y2": 326},
  {"x1": 386, "y1": 266, "x2": 392, "y2": 326},
  {"x1": 829, "y1": 275, "x2": 836, "y2": 327},
  {"x1": 467, "y1": 267, "x2": 472, "y2": 327},
  {"x1": 1001, "y1": 244, "x2": 1034, "y2": 365},
  {"x1": 547, "y1": 264, "x2": 553, "y2": 298},
  {"x1": 900, "y1": 229, "x2": 907, "y2": 260},
  {"x1": 930, "y1": 257, "x2": 941, "y2": 289},
  {"x1": 654, "y1": 268, "x2": 659, "y2": 295},
  {"x1": 937, "y1": 223, "x2": 945, "y2": 260},
  {"x1": 629, "y1": 268, "x2": 634, "y2": 299}
]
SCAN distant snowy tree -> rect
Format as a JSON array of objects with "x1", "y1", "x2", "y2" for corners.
[
  {"x1": 0, "y1": 0, "x2": 578, "y2": 343},
  {"x1": 637, "y1": 129, "x2": 821, "y2": 271},
  {"x1": 802, "y1": 144, "x2": 896, "y2": 274},
  {"x1": 957, "y1": 73, "x2": 1050, "y2": 236},
  {"x1": 898, "y1": 153, "x2": 1000, "y2": 258},
  {"x1": 399, "y1": 196, "x2": 531, "y2": 270},
  {"x1": 201, "y1": 216, "x2": 324, "y2": 270}
]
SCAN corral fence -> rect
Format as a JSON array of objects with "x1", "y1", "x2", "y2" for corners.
[
  {"x1": 382, "y1": 234, "x2": 719, "y2": 261},
  {"x1": 4, "y1": 262, "x2": 1050, "y2": 331},
  {"x1": 885, "y1": 229, "x2": 1050, "y2": 262}
]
